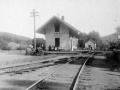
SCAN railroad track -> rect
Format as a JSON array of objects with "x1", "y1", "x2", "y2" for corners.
[
  {"x1": 0, "y1": 57, "x2": 70, "y2": 75},
  {"x1": 70, "y1": 53, "x2": 94, "y2": 90},
  {"x1": 0, "y1": 55, "x2": 81, "y2": 76},
  {"x1": 25, "y1": 53, "x2": 94, "y2": 90},
  {"x1": 0, "y1": 53, "x2": 90, "y2": 75}
]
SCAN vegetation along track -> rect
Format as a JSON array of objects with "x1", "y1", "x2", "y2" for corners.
[{"x1": 25, "y1": 53, "x2": 94, "y2": 90}]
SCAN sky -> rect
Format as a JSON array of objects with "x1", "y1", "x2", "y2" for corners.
[{"x1": 0, "y1": 0, "x2": 120, "y2": 39}]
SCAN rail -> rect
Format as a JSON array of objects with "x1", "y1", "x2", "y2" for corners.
[
  {"x1": 0, "y1": 56, "x2": 72, "y2": 74},
  {"x1": 25, "y1": 56, "x2": 79, "y2": 90},
  {"x1": 70, "y1": 53, "x2": 94, "y2": 90}
]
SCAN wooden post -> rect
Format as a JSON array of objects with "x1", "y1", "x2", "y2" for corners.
[{"x1": 30, "y1": 9, "x2": 39, "y2": 50}]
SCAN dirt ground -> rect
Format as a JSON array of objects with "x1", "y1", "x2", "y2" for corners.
[
  {"x1": 33, "y1": 55, "x2": 120, "y2": 90},
  {"x1": 27, "y1": 57, "x2": 86, "y2": 90},
  {"x1": 0, "y1": 51, "x2": 120, "y2": 90},
  {"x1": 78, "y1": 66, "x2": 120, "y2": 90},
  {"x1": 77, "y1": 54, "x2": 120, "y2": 90}
]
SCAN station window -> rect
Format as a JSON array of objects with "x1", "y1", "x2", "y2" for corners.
[{"x1": 54, "y1": 23, "x2": 60, "y2": 32}]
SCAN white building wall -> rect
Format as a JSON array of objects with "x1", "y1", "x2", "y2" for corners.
[
  {"x1": 72, "y1": 38, "x2": 78, "y2": 50},
  {"x1": 85, "y1": 41, "x2": 96, "y2": 50},
  {"x1": 45, "y1": 22, "x2": 71, "y2": 51},
  {"x1": 45, "y1": 23, "x2": 55, "y2": 50},
  {"x1": 60, "y1": 23, "x2": 70, "y2": 51},
  {"x1": 70, "y1": 37, "x2": 78, "y2": 51}
]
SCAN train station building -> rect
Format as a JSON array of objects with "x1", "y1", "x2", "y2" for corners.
[{"x1": 36, "y1": 16, "x2": 81, "y2": 51}]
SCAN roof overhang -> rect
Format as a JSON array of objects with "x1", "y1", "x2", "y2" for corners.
[{"x1": 36, "y1": 16, "x2": 81, "y2": 37}]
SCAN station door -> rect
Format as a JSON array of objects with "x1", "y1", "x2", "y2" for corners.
[{"x1": 55, "y1": 38, "x2": 60, "y2": 47}]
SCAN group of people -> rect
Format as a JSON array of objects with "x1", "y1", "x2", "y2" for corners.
[
  {"x1": 48, "y1": 45, "x2": 59, "y2": 51},
  {"x1": 25, "y1": 45, "x2": 44, "y2": 55}
]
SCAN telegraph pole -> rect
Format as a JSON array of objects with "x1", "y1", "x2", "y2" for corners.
[{"x1": 30, "y1": 9, "x2": 39, "y2": 50}]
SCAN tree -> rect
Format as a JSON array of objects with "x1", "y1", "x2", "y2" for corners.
[
  {"x1": 0, "y1": 38, "x2": 7, "y2": 48},
  {"x1": 88, "y1": 30, "x2": 101, "y2": 49},
  {"x1": 115, "y1": 26, "x2": 120, "y2": 32},
  {"x1": 32, "y1": 38, "x2": 45, "y2": 48},
  {"x1": 78, "y1": 32, "x2": 89, "y2": 48},
  {"x1": 0, "y1": 38, "x2": 11, "y2": 50},
  {"x1": 88, "y1": 30, "x2": 100, "y2": 41}
]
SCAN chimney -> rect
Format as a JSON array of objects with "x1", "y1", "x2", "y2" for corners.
[{"x1": 61, "y1": 16, "x2": 64, "y2": 21}]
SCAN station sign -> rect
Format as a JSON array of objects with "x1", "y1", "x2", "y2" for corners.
[{"x1": 54, "y1": 32, "x2": 62, "y2": 37}]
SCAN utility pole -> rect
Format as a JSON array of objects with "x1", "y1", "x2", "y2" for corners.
[{"x1": 30, "y1": 9, "x2": 39, "y2": 50}]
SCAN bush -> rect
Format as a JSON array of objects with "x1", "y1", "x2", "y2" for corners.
[
  {"x1": 1, "y1": 45, "x2": 11, "y2": 50},
  {"x1": 16, "y1": 45, "x2": 27, "y2": 50},
  {"x1": 105, "y1": 51, "x2": 120, "y2": 71},
  {"x1": 0, "y1": 38, "x2": 11, "y2": 50},
  {"x1": 116, "y1": 41, "x2": 120, "y2": 49}
]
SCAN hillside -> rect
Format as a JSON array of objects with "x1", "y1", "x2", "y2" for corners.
[
  {"x1": 0, "y1": 32, "x2": 32, "y2": 44},
  {"x1": 0, "y1": 32, "x2": 32, "y2": 50}
]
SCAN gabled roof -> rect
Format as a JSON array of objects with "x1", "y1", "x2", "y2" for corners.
[
  {"x1": 36, "y1": 15, "x2": 81, "y2": 35},
  {"x1": 85, "y1": 39, "x2": 96, "y2": 44}
]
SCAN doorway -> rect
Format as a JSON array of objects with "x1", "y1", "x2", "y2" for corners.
[
  {"x1": 55, "y1": 38, "x2": 60, "y2": 47},
  {"x1": 88, "y1": 45, "x2": 92, "y2": 50}
]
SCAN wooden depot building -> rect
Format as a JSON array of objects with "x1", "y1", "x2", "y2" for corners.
[{"x1": 36, "y1": 16, "x2": 81, "y2": 51}]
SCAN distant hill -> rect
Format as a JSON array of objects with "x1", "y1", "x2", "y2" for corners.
[
  {"x1": 8, "y1": 42, "x2": 20, "y2": 48},
  {"x1": 0, "y1": 32, "x2": 32, "y2": 50},
  {"x1": 0, "y1": 32, "x2": 32, "y2": 45}
]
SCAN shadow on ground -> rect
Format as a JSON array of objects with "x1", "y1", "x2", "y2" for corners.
[
  {"x1": 69, "y1": 57, "x2": 87, "y2": 65},
  {"x1": 86, "y1": 54, "x2": 120, "y2": 73},
  {"x1": 34, "y1": 81, "x2": 70, "y2": 90},
  {"x1": 0, "y1": 80, "x2": 36, "y2": 90}
]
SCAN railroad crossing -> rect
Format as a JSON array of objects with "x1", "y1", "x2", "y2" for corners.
[{"x1": 0, "y1": 51, "x2": 110, "y2": 90}]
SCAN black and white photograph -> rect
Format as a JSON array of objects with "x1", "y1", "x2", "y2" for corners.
[{"x1": 0, "y1": 0, "x2": 120, "y2": 90}]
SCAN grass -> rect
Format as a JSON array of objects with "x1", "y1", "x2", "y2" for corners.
[{"x1": 0, "y1": 50, "x2": 57, "y2": 67}]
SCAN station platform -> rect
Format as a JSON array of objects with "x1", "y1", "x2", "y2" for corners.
[
  {"x1": 43, "y1": 50, "x2": 90, "y2": 55},
  {"x1": 44, "y1": 51, "x2": 79, "y2": 55},
  {"x1": 43, "y1": 50, "x2": 105, "y2": 55}
]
